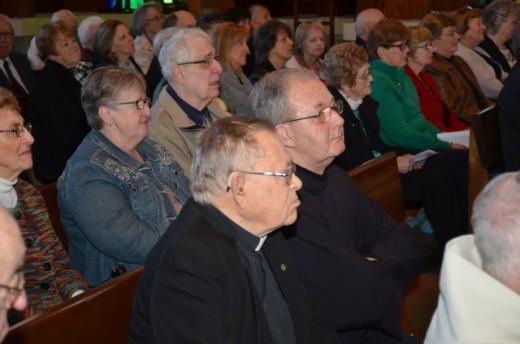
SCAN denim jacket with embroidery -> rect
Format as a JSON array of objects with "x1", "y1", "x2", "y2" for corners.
[{"x1": 58, "y1": 129, "x2": 190, "y2": 286}]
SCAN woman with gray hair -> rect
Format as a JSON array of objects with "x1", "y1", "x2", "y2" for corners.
[
  {"x1": 58, "y1": 67, "x2": 190, "y2": 287},
  {"x1": 477, "y1": 0, "x2": 518, "y2": 74},
  {"x1": 77, "y1": 15, "x2": 103, "y2": 62},
  {"x1": 285, "y1": 20, "x2": 325, "y2": 77},
  {"x1": 132, "y1": 1, "x2": 164, "y2": 75}
]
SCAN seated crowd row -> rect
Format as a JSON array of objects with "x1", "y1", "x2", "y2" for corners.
[{"x1": 1, "y1": 0, "x2": 520, "y2": 342}]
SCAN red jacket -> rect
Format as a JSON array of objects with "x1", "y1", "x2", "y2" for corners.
[{"x1": 405, "y1": 66, "x2": 468, "y2": 132}]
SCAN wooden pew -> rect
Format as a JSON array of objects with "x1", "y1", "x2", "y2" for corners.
[
  {"x1": 347, "y1": 152, "x2": 405, "y2": 221},
  {"x1": 5, "y1": 267, "x2": 143, "y2": 344},
  {"x1": 471, "y1": 105, "x2": 504, "y2": 176},
  {"x1": 38, "y1": 182, "x2": 68, "y2": 252},
  {"x1": 347, "y1": 152, "x2": 440, "y2": 339}
]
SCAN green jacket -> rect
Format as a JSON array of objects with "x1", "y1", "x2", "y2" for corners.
[{"x1": 369, "y1": 59, "x2": 449, "y2": 150}]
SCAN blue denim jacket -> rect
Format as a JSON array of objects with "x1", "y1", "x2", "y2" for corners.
[{"x1": 58, "y1": 130, "x2": 191, "y2": 286}]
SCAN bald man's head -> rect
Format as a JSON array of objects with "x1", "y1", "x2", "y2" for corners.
[
  {"x1": 51, "y1": 9, "x2": 77, "y2": 32},
  {"x1": 355, "y1": 8, "x2": 385, "y2": 41}
]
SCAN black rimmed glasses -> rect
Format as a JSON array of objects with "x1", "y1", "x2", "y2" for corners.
[
  {"x1": 115, "y1": 97, "x2": 151, "y2": 110},
  {"x1": 177, "y1": 53, "x2": 219, "y2": 67},
  {"x1": 0, "y1": 31, "x2": 14, "y2": 40},
  {"x1": 0, "y1": 123, "x2": 32, "y2": 137},
  {"x1": 386, "y1": 41, "x2": 409, "y2": 51},
  {"x1": 282, "y1": 100, "x2": 344, "y2": 124},
  {"x1": 227, "y1": 163, "x2": 297, "y2": 191},
  {"x1": 356, "y1": 68, "x2": 372, "y2": 81},
  {"x1": 416, "y1": 42, "x2": 436, "y2": 50},
  {"x1": 0, "y1": 271, "x2": 24, "y2": 308}
]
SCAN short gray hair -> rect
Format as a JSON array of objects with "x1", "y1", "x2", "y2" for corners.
[
  {"x1": 472, "y1": 172, "x2": 520, "y2": 284},
  {"x1": 81, "y1": 67, "x2": 146, "y2": 130},
  {"x1": 250, "y1": 68, "x2": 318, "y2": 125},
  {"x1": 159, "y1": 28, "x2": 211, "y2": 83},
  {"x1": 77, "y1": 16, "x2": 103, "y2": 50},
  {"x1": 482, "y1": 0, "x2": 519, "y2": 35},
  {"x1": 190, "y1": 116, "x2": 275, "y2": 204},
  {"x1": 0, "y1": 14, "x2": 14, "y2": 34},
  {"x1": 152, "y1": 27, "x2": 179, "y2": 57},
  {"x1": 132, "y1": 1, "x2": 162, "y2": 36}
]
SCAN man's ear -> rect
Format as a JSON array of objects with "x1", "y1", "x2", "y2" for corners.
[
  {"x1": 275, "y1": 123, "x2": 296, "y2": 148},
  {"x1": 227, "y1": 172, "x2": 247, "y2": 208},
  {"x1": 98, "y1": 105, "x2": 114, "y2": 126},
  {"x1": 172, "y1": 64, "x2": 185, "y2": 84}
]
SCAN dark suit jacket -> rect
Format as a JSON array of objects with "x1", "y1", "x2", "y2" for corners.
[
  {"x1": 129, "y1": 198, "x2": 338, "y2": 344},
  {"x1": 0, "y1": 51, "x2": 35, "y2": 94},
  {"x1": 478, "y1": 34, "x2": 512, "y2": 74},
  {"x1": 498, "y1": 62, "x2": 520, "y2": 171}
]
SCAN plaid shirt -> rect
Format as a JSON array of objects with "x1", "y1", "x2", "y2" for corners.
[{"x1": 72, "y1": 61, "x2": 92, "y2": 85}]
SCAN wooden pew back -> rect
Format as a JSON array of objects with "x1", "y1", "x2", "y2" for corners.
[{"x1": 5, "y1": 267, "x2": 143, "y2": 344}]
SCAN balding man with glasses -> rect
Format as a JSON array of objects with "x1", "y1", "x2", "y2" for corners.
[
  {"x1": 251, "y1": 69, "x2": 420, "y2": 343},
  {"x1": 129, "y1": 116, "x2": 339, "y2": 343},
  {"x1": 0, "y1": 14, "x2": 34, "y2": 116},
  {"x1": 0, "y1": 208, "x2": 27, "y2": 342},
  {"x1": 149, "y1": 27, "x2": 229, "y2": 177}
]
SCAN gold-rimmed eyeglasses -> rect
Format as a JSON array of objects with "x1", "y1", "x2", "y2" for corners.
[
  {"x1": 282, "y1": 100, "x2": 344, "y2": 124},
  {"x1": 0, "y1": 123, "x2": 32, "y2": 137}
]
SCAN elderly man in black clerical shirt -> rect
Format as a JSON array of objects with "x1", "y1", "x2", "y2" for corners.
[
  {"x1": 128, "y1": 116, "x2": 339, "y2": 344},
  {"x1": 251, "y1": 69, "x2": 420, "y2": 344}
]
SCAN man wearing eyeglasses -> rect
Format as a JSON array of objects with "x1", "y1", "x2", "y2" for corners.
[
  {"x1": 0, "y1": 14, "x2": 34, "y2": 110},
  {"x1": 149, "y1": 27, "x2": 230, "y2": 177},
  {"x1": 0, "y1": 208, "x2": 27, "y2": 341},
  {"x1": 251, "y1": 69, "x2": 420, "y2": 343},
  {"x1": 129, "y1": 116, "x2": 339, "y2": 343}
]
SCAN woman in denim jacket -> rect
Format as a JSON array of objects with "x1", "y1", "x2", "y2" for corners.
[{"x1": 58, "y1": 67, "x2": 190, "y2": 287}]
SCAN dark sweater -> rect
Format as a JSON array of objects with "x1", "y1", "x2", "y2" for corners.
[{"x1": 283, "y1": 165, "x2": 419, "y2": 343}]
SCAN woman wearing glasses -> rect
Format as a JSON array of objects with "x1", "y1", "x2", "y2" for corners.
[
  {"x1": 368, "y1": 19, "x2": 463, "y2": 151},
  {"x1": 58, "y1": 68, "x2": 190, "y2": 287},
  {"x1": 420, "y1": 12, "x2": 492, "y2": 120},
  {"x1": 30, "y1": 22, "x2": 90, "y2": 183},
  {"x1": 322, "y1": 42, "x2": 469, "y2": 265},
  {"x1": 405, "y1": 26, "x2": 468, "y2": 132},
  {"x1": 0, "y1": 87, "x2": 87, "y2": 323}
]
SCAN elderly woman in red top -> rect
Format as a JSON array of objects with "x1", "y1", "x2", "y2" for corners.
[
  {"x1": 405, "y1": 26, "x2": 468, "y2": 132},
  {"x1": 0, "y1": 87, "x2": 87, "y2": 323}
]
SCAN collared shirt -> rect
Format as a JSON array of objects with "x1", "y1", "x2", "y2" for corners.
[
  {"x1": 233, "y1": 221, "x2": 297, "y2": 344},
  {"x1": 0, "y1": 57, "x2": 29, "y2": 93},
  {"x1": 166, "y1": 85, "x2": 213, "y2": 128},
  {"x1": 72, "y1": 61, "x2": 92, "y2": 85}
]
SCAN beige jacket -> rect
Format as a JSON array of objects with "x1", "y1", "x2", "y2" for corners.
[{"x1": 149, "y1": 87, "x2": 230, "y2": 176}]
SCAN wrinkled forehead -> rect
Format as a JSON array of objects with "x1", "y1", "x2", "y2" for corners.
[
  {"x1": 288, "y1": 78, "x2": 333, "y2": 112},
  {"x1": 0, "y1": 17, "x2": 13, "y2": 32}
]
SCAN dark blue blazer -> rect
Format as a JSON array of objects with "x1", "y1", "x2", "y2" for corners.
[{"x1": 0, "y1": 51, "x2": 35, "y2": 94}]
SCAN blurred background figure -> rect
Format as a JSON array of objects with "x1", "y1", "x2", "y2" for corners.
[
  {"x1": 132, "y1": 1, "x2": 163, "y2": 75},
  {"x1": 244, "y1": 4, "x2": 272, "y2": 75},
  {"x1": 251, "y1": 20, "x2": 293, "y2": 83},
  {"x1": 196, "y1": 8, "x2": 223, "y2": 35},
  {"x1": 0, "y1": 207, "x2": 27, "y2": 342},
  {"x1": 77, "y1": 16, "x2": 103, "y2": 63},
  {"x1": 164, "y1": 10, "x2": 197, "y2": 29},
  {"x1": 223, "y1": 7, "x2": 252, "y2": 34},
  {"x1": 0, "y1": 14, "x2": 34, "y2": 119},
  {"x1": 0, "y1": 87, "x2": 87, "y2": 323},
  {"x1": 354, "y1": 8, "x2": 385, "y2": 50},
  {"x1": 28, "y1": 9, "x2": 77, "y2": 71},
  {"x1": 58, "y1": 67, "x2": 190, "y2": 287},
  {"x1": 478, "y1": 0, "x2": 518, "y2": 74},
  {"x1": 406, "y1": 26, "x2": 468, "y2": 132},
  {"x1": 453, "y1": 6, "x2": 504, "y2": 100},
  {"x1": 211, "y1": 22, "x2": 252, "y2": 115},
  {"x1": 31, "y1": 22, "x2": 89, "y2": 184},
  {"x1": 286, "y1": 20, "x2": 326, "y2": 77}
]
